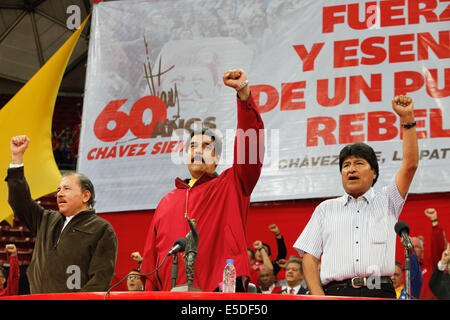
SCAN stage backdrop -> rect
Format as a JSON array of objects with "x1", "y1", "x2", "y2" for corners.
[{"x1": 79, "y1": 0, "x2": 450, "y2": 213}]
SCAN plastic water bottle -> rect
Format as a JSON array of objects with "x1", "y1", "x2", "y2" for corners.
[{"x1": 222, "y1": 259, "x2": 236, "y2": 293}]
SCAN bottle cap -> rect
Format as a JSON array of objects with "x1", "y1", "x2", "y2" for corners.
[{"x1": 226, "y1": 259, "x2": 234, "y2": 264}]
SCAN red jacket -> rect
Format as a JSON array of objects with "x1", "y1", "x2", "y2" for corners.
[
  {"x1": 0, "y1": 255, "x2": 19, "y2": 296},
  {"x1": 141, "y1": 95, "x2": 264, "y2": 292}
]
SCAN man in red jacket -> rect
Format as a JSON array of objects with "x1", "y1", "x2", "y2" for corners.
[
  {"x1": 0, "y1": 244, "x2": 19, "y2": 297},
  {"x1": 140, "y1": 69, "x2": 264, "y2": 292}
]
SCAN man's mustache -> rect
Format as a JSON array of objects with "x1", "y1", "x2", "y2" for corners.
[{"x1": 191, "y1": 155, "x2": 205, "y2": 163}]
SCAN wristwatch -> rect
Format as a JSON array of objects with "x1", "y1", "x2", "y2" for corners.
[
  {"x1": 402, "y1": 121, "x2": 416, "y2": 129},
  {"x1": 236, "y1": 80, "x2": 249, "y2": 91}
]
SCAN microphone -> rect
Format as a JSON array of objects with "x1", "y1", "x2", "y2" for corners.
[
  {"x1": 168, "y1": 238, "x2": 186, "y2": 289},
  {"x1": 171, "y1": 253, "x2": 180, "y2": 289},
  {"x1": 394, "y1": 221, "x2": 414, "y2": 252},
  {"x1": 167, "y1": 238, "x2": 186, "y2": 256}
]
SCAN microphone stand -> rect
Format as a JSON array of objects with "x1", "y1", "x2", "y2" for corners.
[
  {"x1": 171, "y1": 253, "x2": 179, "y2": 289},
  {"x1": 404, "y1": 246, "x2": 412, "y2": 300}
]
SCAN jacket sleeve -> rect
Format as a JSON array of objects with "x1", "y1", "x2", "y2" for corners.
[
  {"x1": 410, "y1": 252, "x2": 423, "y2": 299},
  {"x1": 275, "y1": 236, "x2": 287, "y2": 261},
  {"x1": 233, "y1": 94, "x2": 265, "y2": 196},
  {"x1": 80, "y1": 224, "x2": 118, "y2": 292},
  {"x1": 430, "y1": 225, "x2": 446, "y2": 268},
  {"x1": 5, "y1": 255, "x2": 20, "y2": 296},
  {"x1": 272, "y1": 236, "x2": 288, "y2": 276},
  {"x1": 5, "y1": 166, "x2": 45, "y2": 236},
  {"x1": 428, "y1": 267, "x2": 450, "y2": 300}
]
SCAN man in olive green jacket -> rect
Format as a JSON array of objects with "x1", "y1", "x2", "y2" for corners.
[{"x1": 6, "y1": 135, "x2": 118, "y2": 294}]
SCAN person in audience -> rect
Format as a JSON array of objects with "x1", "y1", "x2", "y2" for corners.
[
  {"x1": 131, "y1": 251, "x2": 143, "y2": 271},
  {"x1": 267, "y1": 224, "x2": 287, "y2": 281},
  {"x1": 416, "y1": 208, "x2": 447, "y2": 299},
  {"x1": 250, "y1": 240, "x2": 273, "y2": 285},
  {"x1": 258, "y1": 266, "x2": 276, "y2": 294},
  {"x1": 392, "y1": 255, "x2": 422, "y2": 299},
  {"x1": 6, "y1": 135, "x2": 118, "y2": 294},
  {"x1": 392, "y1": 261, "x2": 404, "y2": 298},
  {"x1": 274, "y1": 258, "x2": 287, "y2": 286},
  {"x1": 250, "y1": 224, "x2": 287, "y2": 286},
  {"x1": 247, "y1": 248, "x2": 255, "y2": 266},
  {"x1": 0, "y1": 244, "x2": 19, "y2": 296},
  {"x1": 429, "y1": 243, "x2": 450, "y2": 300},
  {"x1": 126, "y1": 269, "x2": 144, "y2": 291},
  {"x1": 273, "y1": 259, "x2": 308, "y2": 295}
]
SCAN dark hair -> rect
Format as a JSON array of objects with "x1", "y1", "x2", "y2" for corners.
[
  {"x1": 63, "y1": 172, "x2": 96, "y2": 209},
  {"x1": 129, "y1": 269, "x2": 141, "y2": 274},
  {"x1": 128, "y1": 269, "x2": 144, "y2": 282},
  {"x1": 262, "y1": 243, "x2": 271, "y2": 256},
  {"x1": 286, "y1": 259, "x2": 303, "y2": 273},
  {"x1": 258, "y1": 267, "x2": 275, "y2": 277},
  {"x1": 186, "y1": 127, "x2": 222, "y2": 156},
  {"x1": 0, "y1": 265, "x2": 5, "y2": 278},
  {"x1": 339, "y1": 142, "x2": 379, "y2": 186},
  {"x1": 247, "y1": 248, "x2": 255, "y2": 260}
]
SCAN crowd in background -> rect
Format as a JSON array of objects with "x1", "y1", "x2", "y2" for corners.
[
  {"x1": 52, "y1": 124, "x2": 80, "y2": 170},
  {"x1": 141, "y1": 0, "x2": 305, "y2": 62}
]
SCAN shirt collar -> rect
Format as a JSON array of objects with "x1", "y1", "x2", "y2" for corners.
[
  {"x1": 283, "y1": 284, "x2": 301, "y2": 294},
  {"x1": 59, "y1": 210, "x2": 95, "y2": 225},
  {"x1": 341, "y1": 187, "x2": 375, "y2": 206},
  {"x1": 175, "y1": 171, "x2": 218, "y2": 189},
  {"x1": 261, "y1": 283, "x2": 275, "y2": 293}
]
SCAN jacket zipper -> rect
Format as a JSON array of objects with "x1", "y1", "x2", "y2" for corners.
[
  {"x1": 185, "y1": 187, "x2": 190, "y2": 217},
  {"x1": 184, "y1": 171, "x2": 209, "y2": 217}
]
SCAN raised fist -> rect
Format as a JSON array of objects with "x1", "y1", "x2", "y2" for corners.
[
  {"x1": 276, "y1": 258, "x2": 287, "y2": 269},
  {"x1": 130, "y1": 251, "x2": 143, "y2": 263},
  {"x1": 268, "y1": 224, "x2": 280, "y2": 235},
  {"x1": 424, "y1": 208, "x2": 438, "y2": 221},
  {"x1": 5, "y1": 244, "x2": 17, "y2": 256},
  {"x1": 10, "y1": 135, "x2": 30, "y2": 164},
  {"x1": 392, "y1": 95, "x2": 414, "y2": 120},
  {"x1": 223, "y1": 69, "x2": 246, "y2": 88},
  {"x1": 253, "y1": 240, "x2": 263, "y2": 250},
  {"x1": 223, "y1": 69, "x2": 250, "y2": 100}
]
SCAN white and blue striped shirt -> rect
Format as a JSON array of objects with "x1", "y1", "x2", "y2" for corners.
[{"x1": 293, "y1": 179, "x2": 406, "y2": 285}]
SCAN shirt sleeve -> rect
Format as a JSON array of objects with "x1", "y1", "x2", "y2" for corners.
[
  {"x1": 293, "y1": 205, "x2": 323, "y2": 259},
  {"x1": 383, "y1": 177, "x2": 406, "y2": 220},
  {"x1": 9, "y1": 163, "x2": 24, "y2": 168}
]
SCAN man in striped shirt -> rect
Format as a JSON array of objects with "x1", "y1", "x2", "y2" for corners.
[{"x1": 294, "y1": 95, "x2": 419, "y2": 298}]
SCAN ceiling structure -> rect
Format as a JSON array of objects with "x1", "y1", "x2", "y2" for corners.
[{"x1": 0, "y1": 0, "x2": 92, "y2": 96}]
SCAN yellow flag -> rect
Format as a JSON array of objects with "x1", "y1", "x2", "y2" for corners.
[{"x1": 0, "y1": 16, "x2": 90, "y2": 225}]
